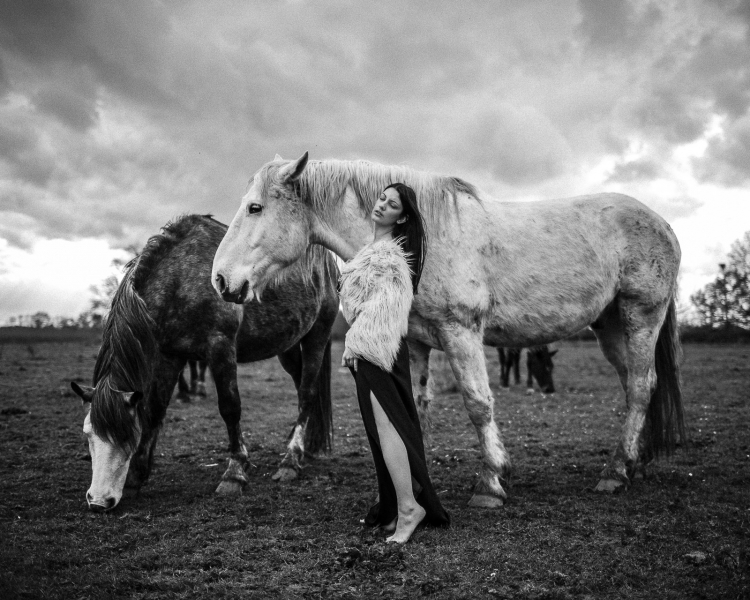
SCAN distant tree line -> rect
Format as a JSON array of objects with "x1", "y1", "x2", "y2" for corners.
[
  {"x1": 3, "y1": 246, "x2": 138, "y2": 330},
  {"x1": 690, "y1": 231, "x2": 750, "y2": 330},
  {"x1": 4, "y1": 236, "x2": 749, "y2": 343},
  {"x1": 6, "y1": 310, "x2": 105, "y2": 329}
]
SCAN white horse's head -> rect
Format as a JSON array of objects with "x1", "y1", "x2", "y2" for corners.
[
  {"x1": 71, "y1": 382, "x2": 143, "y2": 512},
  {"x1": 212, "y1": 152, "x2": 313, "y2": 303}
]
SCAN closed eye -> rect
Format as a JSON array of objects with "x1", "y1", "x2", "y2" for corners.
[{"x1": 247, "y1": 203, "x2": 263, "y2": 215}]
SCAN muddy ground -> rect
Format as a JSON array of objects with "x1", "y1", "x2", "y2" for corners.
[{"x1": 0, "y1": 338, "x2": 748, "y2": 599}]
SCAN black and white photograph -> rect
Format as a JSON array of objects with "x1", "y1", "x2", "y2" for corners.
[{"x1": 1, "y1": 1, "x2": 748, "y2": 598}]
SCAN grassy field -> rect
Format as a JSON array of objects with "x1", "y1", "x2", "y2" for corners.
[{"x1": 0, "y1": 339, "x2": 748, "y2": 599}]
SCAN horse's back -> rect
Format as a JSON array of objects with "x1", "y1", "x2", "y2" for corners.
[
  {"x1": 135, "y1": 215, "x2": 238, "y2": 350},
  {"x1": 420, "y1": 192, "x2": 680, "y2": 347}
]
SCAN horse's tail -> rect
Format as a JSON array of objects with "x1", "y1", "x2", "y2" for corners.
[
  {"x1": 304, "y1": 338, "x2": 333, "y2": 454},
  {"x1": 644, "y1": 298, "x2": 686, "y2": 459}
]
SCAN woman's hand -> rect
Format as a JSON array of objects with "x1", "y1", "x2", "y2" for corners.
[{"x1": 341, "y1": 347, "x2": 359, "y2": 372}]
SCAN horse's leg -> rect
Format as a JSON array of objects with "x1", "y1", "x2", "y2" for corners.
[
  {"x1": 498, "y1": 348, "x2": 509, "y2": 388},
  {"x1": 512, "y1": 350, "x2": 521, "y2": 386},
  {"x1": 175, "y1": 363, "x2": 191, "y2": 402},
  {"x1": 273, "y1": 343, "x2": 304, "y2": 481},
  {"x1": 126, "y1": 355, "x2": 184, "y2": 492},
  {"x1": 196, "y1": 361, "x2": 208, "y2": 397},
  {"x1": 439, "y1": 325, "x2": 510, "y2": 507},
  {"x1": 209, "y1": 342, "x2": 249, "y2": 496},
  {"x1": 408, "y1": 339, "x2": 434, "y2": 440},
  {"x1": 525, "y1": 351, "x2": 535, "y2": 395},
  {"x1": 273, "y1": 322, "x2": 333, "y2": 481},
  {"x1": 592, "y1": 298, "x2": 666, "y2": 492},
  {"x1": 188, "y1": 360, "x2": 198, "y2": 394}
]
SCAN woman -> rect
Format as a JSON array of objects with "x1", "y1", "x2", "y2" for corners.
[{"x1": 340, "y1": 183, "x2": 450, "y2": 544}]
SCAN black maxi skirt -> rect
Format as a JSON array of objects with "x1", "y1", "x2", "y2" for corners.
[{"x1": 350, "y1": 339, "x2": 450, "y2": 529}]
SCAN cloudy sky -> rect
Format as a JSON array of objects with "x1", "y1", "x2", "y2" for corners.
[{"x1": 1, "y1": 0, "x2": 749, "y2": 324}]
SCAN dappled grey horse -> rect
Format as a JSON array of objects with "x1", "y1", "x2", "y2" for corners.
[
  {"x1": 71, "y1": 214, "x2": 338, "y2": 511},
  {"x1": 212, "y1": 153, "x2": 684, "y2": 507}
]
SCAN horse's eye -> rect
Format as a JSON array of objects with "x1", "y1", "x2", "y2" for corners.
[{"x1": 247, "y1": 203, "x2": 263, "y2": 215}]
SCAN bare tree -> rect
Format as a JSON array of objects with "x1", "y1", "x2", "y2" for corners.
[
  {"x1": 78, "y1": 244, "x2": 140, "y2": 327},
  {"x1": 31, "y1": 311, "x2": 52, "y2": 329}
]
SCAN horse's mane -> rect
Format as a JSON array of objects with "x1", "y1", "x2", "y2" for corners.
[
  {"x1": 90, "y1": 264, "x2": 157, "y2": 453},
  {"x1": 89, "y1": 214, "x2": 218, "y2": 451},
  {"x1": 259, "y1": 158, "x2": 481, "y2": 231},
  {"x1": 127, "y1": 214, "x2": 221, "y2": 292}
]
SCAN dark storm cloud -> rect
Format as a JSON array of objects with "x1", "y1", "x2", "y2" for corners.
[
  {"x1": 0, "y1": 120, "x2": 55, "y2": 186},
  {"x1": 0, "y1": 0, "x2": 177, "y2": 109},
  {"x1": 697, "y1": 114, "x2": 750, "y2": 185},
  {"x1": 33, "y1": 85, "x2": 98, "y2": 131},
  {"x1": 0, "y1": 55, "x2": 8, "y2": 96},
  {"x1": 1, "y1": 0, "x2": 749, "y2": 255},
  {"x1": 574, "y1": 0, "x2": 750, "y2": 185},
  {"x1": 577, "y1": 0, "x2": 663, "y2": 53}
]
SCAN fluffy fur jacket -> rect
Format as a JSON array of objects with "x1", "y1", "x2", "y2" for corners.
[{"x1": 339, "y1": 237, "x2": 413, "y2": 372}]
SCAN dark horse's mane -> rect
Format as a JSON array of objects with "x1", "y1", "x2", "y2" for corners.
[{"x1": 89, "y1": 214, "x2": 220, "y2": 452}]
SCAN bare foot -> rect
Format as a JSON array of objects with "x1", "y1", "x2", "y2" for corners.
[{"x1": 386, "y1": 505, "x2": 426, "y2": 544}]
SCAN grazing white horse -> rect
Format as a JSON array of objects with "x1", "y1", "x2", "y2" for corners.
[{"x1": 212, "y1": 153, "x2": 685, "y2": 507}]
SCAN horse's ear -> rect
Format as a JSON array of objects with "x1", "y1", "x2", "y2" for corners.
[
  {"x1": 70, "y1": 381, "x2": 94, "y2": 403},
  {"x1": 122, "y1": 391, "x2": 143, "y2": 408},
  {"x1": 274, "y1": 153, "x2": 284, "y2": 161},
  {"x1": 278, "y1": 151, "x2": 309, "y2": 182}
]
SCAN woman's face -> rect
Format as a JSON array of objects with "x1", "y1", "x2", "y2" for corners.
[{"x1": 371, "y1": 187, "x2": 405, "y2": 227}]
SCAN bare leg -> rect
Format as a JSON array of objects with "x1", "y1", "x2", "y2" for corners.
[{"x1": 369, "y1": 391, "x2": 426, "y2": 544}]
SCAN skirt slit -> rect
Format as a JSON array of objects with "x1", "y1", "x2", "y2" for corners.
[{"x1": 352, "y1": 339, "x2": 450, "y2": 529}]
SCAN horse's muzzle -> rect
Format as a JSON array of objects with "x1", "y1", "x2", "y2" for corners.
[
  {"x1": 215, "y1": 274, "x2": 248, "y2": 304},
  {"x1": 86, "y1": 491, "x2": 116, "y2": 512}
]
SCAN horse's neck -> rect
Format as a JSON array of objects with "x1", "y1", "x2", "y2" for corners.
[{"x1": 310, "y1": 187, "x2": 372, "y2": 261}]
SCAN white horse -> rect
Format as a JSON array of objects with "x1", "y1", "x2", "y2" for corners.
[{"x1": 212, "y1": 153, "x2": 685, "y2": 507}]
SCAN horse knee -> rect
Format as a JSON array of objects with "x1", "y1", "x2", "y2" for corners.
[{"x1": 463, "y1": 393, "x2": 494, "y2": 427}]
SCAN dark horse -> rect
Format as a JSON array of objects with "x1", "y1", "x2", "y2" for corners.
[
  {"x1": 71, "y1": 214, "x2": 339, "y2": 511},
  {"x1": 176, "y1": 360, "x2": 208, "y2": 400},
  {"x1": 498, "y1": 346, "x2": 557, "y2": 394}
]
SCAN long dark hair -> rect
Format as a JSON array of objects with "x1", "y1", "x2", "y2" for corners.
[{"x1": 385, "y1": 183, "x2": 427, "y2": 294}]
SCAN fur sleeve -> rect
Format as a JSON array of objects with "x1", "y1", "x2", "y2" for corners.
[{"x1": 341, "y1": 240, "x2": 413, "y2": 371}]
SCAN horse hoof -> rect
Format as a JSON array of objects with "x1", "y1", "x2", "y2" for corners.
[
  {"x1": 215, "y1": 480, "x2": 244, "y2": 496},
  {"x1": 594, "y1": 478, "x2": 626, "y2": 493},
  {"x1": 468, "y1": 494, "x2": 505, "y2": 508},
  {"x1": 271, "y1": 467, "x2": 298, "y2": 482}
]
